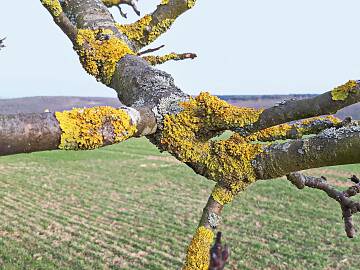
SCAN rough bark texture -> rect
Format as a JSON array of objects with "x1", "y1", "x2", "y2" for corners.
[
  {"x1": 0, "y1": 113, "x2": 60, "y2": 155},
  {"x1": 2, "y1": 0, "x2": 358, "y2": 268},
  {"x1": 254, "y1": 125, "x2": 360, "y2": 180}
]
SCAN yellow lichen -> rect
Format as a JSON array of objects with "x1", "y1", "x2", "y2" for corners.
[
  {"x1": 116, "y1": 15, "x2": 153, "y2": 45},
  {"x1": 160, "y1": 0, "x2": 169, "y2": 5},
  {"x1": 148, "y1": 19, "x2": 175, "y2": 43},
  {"x1": 117, "y1": 16, "x2": 174, "y2": 46},
  {"x1": 41, "y1": 0, "x2": 62, "y2": 17},
  {"x1": 75, "y1": 29, "x2": 135, "y2": 84},
  {"x1": 143, "y1": 53, "x2": 181, "y2": 66},
  {"x1": 247, "y1": 123, "x2": 292, "y2": 142},
  {"x1": 183, "y1": 226, "x2": 214, "y2": 270},
  {"x1": 331, "y1": 80, "x2": 358, "y2": 101},
  {"x1": 102, "y1": 0, "x2": 121, "y2": 7},
  {"x1": 161, "y1": 92, "x2": 264, "y2": 192},
  {"x1": 187, "y1": 0, "x2": 196, "y2": 8},
  {"x1": 211, "y1": 184, "x2": 234, "y2": 205},
  {"x1": 55, "y1": 106, "x2": 136, "y2": 150},
  {"x1": 247, "y1": 115, "x2": 342, "y2": 142}
]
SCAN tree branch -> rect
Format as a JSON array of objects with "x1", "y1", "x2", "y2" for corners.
[
  {"x1": 246, "y1": 115, "x2": 346, "y2": 142},
  {"x1": 116, "y1": 0, "x2": 197, "y2": 51},
  {"x1": 0, "y1": 106, "x2": 156, "y2": 156},
  {"x1": 143, "y1": 52, "x2": 197, "y2": 66},
  {"x1": 235, "y1": 80, "x2": 360, "y2": 135},
  {"x1": 253, "y1": 123, "x2": 360, "y2": 180},
  {"x1": 102, "y1": 0, "x2": 140, "y2": 18},
  {"x1": 287, "y1": 173, "x2": 360, "y2": 238}
]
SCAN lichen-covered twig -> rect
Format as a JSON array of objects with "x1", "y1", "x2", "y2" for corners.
[
  {"x1": 287, "y1": 173, "x2": 360, "y2": 238},
  {"x1": 40, "y1": 0, "x2": 78, "y2": 42},
  {"x1": 102, "y1": 0, "x2": 140, "y2": 18},
  {"x1": 246, "y1": 116, "x2": 348, "y2": 142},
  {"x1": 209, "y1": 232, "x2": 229, "y2": 270},
  {"x1": 143, "y1": 52, "x2": 197, "y2": 66},
  {"x1": 116, "y1": 0, "x2": 197, "y2": 51},
  {"x1": 183, "y1": 195, "x2": 224, "y2": 270},
  {"x1": 237, "y1": 80, "x2": 360, "y2": 135}
]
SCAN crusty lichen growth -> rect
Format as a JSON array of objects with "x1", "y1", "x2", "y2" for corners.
[
  {"x1": 211, "y1": 184, "x2": 234, "y2": 205},
  {"x1": 55, "y1": 106, "x2": 136, "y2": 150},
  {"x1": 183, "y1": 226, "x2": 214, "y2": 270},
  {"x1": 331, "y1": 80, "x2": 358, "y2": 101},
  {"x1": 247, "y1": 115, "x2": 342, "y2": 142},
  {"x1": 116, "y1": 16, "x2": 152, "y2": 45},
  {"x1": 161, "y1": 92, "x2": 265, "y2": 193},
  {"x1": 102, "y1": 0, "x2": 121, "y2": 7},
  {"x1": 143, "y1": 53, "x2": 183, "y2": 65},
  {"x1": 148, "y1": 18, "x2": 175, "y2": 43},
  {"x1": 41, "y1": 0, "x2": 62, "y2": 17},
  {"x1": 75, "y1": 29, "x2": 135, "y2": 84},
  {"x1": 161, "y1": 0, "x2": 170, "y2": 5},
  {"x1": 116, "y1": 16, "x2": 174, "y2": 46},
  {"x1": 187, "y1": 0, "x2": 196, "y2": 8}
]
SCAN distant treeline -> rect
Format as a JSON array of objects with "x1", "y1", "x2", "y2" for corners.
[{"x1": 0, "y1": 95, "x2": 358, "y2": 120}]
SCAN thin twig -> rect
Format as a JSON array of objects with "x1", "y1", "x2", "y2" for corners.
[
  {"x1": 209, "y1": 232, "x2": 229, "y2": 270},
  {"x1": 137, "y1": 45, "x2": 165, "y2": 56},
  {"x1": 287, "y1": 172, "x2": 360, "y2": 238}
]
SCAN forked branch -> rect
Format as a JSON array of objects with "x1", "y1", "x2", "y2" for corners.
[
  {"x1": 102, "y1": 0, "x2": 140, "y2": 18},
  {"x1": 287, "y1": 173, "x2": 360, "y2": 238}
]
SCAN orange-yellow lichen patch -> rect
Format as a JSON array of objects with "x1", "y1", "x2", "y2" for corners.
[
  {"x1": 41, "y1": 0, "x2": 62, "y2": 17},
  {"x1": 55, "y1": 106, "x2": 136, "y2": 150},
  {"x1": 247, "y1": 123, "x2": 292, "y2": 142},
  {"x1": 331, "y1": 80, "x2": 358, "y2": 101},
  {"x1": 161, "y1": 92, "x2": 264, "y2": 192},
  {"x1": 301, "y1": 115, "x2": 341, "y2": 126},
  {"x1": 143, "y1": 53, "x2": 181, "y2": 65},
  {"x1": 161, "y1": 0, "x2": 170, "y2": 5},
  {"x1": 75, "y1": 29, "x2": 135, "y2": 84},
  {"x1": 211, "y1": 184, "x2": 234, "y2": 205},
  {"x1": 117, "y1": 16, "x2": 174, "y2": 46},
  {"x1": 102, "y1": 0, "x2": 121, "y2": 7},
  {"x1": 247, "y1": 115, "x2": 342, "y2": 142},
  {"x1": 187, "y1": 0, "x2": 196, "y2": 8},
  {"x1": 183, "y1": 226, "x2": 214, "y2": 270},
  {"x1": 116, "y1": 16, "x2": 152, "y2": 45},
  {"x1": 148, "y1": 19, "x2": 175, "y2": 43}
]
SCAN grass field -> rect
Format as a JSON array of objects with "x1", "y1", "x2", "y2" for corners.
[{"x1": 0, "y1": 138, "x2": 360, "y2": 269}]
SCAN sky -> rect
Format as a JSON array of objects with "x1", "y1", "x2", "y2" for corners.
[{"x1": 1, "y1": 1, "x2": 360, "y2": 98}]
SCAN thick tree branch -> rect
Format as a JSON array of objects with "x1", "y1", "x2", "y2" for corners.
[
  {"x1": 0, "y1": 106, "x2": 156, "y2": 156},
  {"x1": 236, "y1": 81, "x2": 360, "y2": 135},
  {"x1": 287, "y1": 173, "x2": 360, "y2": 238},
  {"x1": 253, "y1": 123, "x2": 360, "y2": 180}
]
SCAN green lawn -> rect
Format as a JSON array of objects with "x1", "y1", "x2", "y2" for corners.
[{"x1": 0, "y1": 138, "x2": 359, "y2": 269}]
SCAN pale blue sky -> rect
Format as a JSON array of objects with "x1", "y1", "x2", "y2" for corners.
[{"x1": 1, "y1": 1, "x2": 360, "y2": 98}]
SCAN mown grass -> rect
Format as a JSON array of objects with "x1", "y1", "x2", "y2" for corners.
[{"x1": 0, "y1": 137, "x2": 360, "y2": 269}]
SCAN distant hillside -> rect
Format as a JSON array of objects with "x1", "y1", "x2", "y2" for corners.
[{"x1": 0, "y1": 95, "x2": 358, "y2": 119}]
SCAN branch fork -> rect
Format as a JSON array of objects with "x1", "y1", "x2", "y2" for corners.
[{"x1": 287, "y1": 172, "x2": 360, "y2": 238}]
